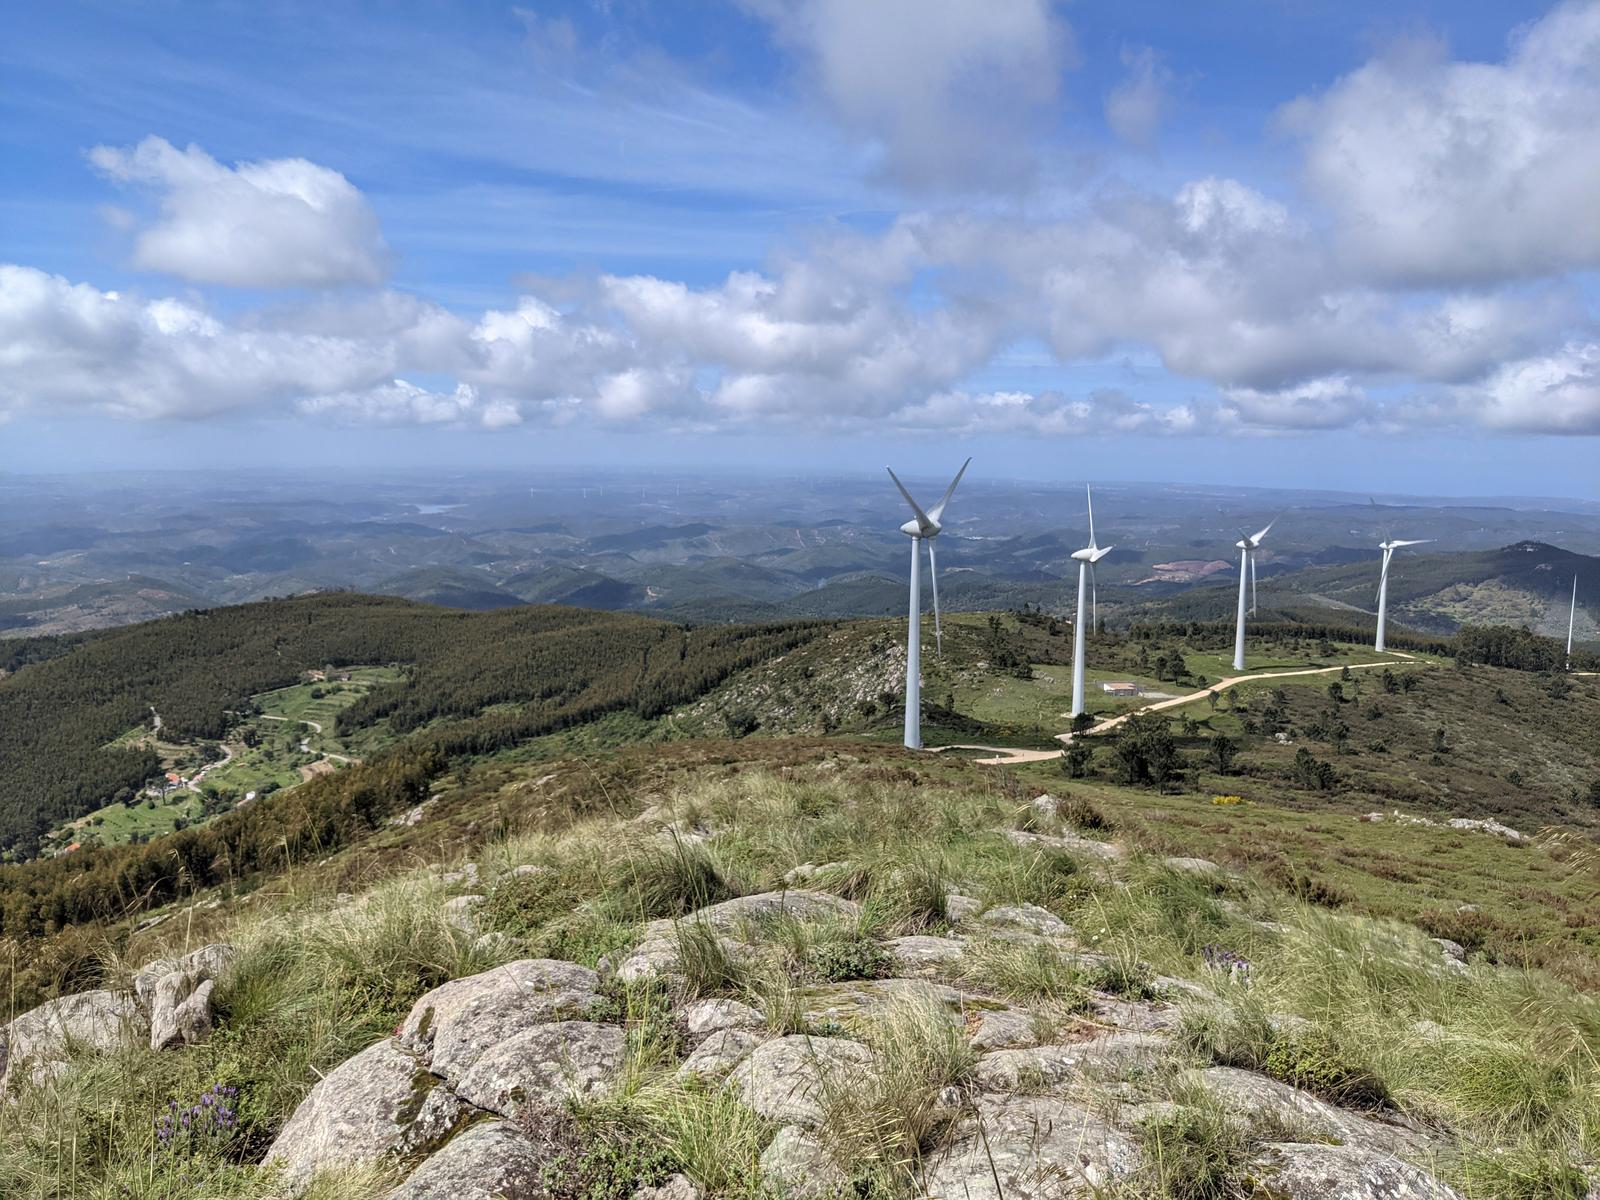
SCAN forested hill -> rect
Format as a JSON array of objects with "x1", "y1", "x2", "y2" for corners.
[{"x1": 0, "y1": 594, "x2": 825, "y2": 856}]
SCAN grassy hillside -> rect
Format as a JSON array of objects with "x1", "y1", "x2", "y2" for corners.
[
  {"x1": 2, "y1": 744, "x2": 1597, "y2": 1198},
  {"x1": 0, "y1": 595, "x2": 825, "y2": 857}
]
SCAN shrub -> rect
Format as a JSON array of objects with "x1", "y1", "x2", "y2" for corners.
[
  {"x1": 1261, "y1": 1032, "x2": 1390, "y2": 1110},
  {"x1": 1133, "y1": 1100, "x2": 1257, "y2": 1200},
  {"x1": 518, "y1": 1107, "x2": 675, "y2": 1200},
  {"x1": 808, "y1": 935, "x2": 891, "y2": 983}
]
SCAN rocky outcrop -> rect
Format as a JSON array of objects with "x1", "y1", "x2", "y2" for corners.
[
  {"x1": 760, "y1": 1125, "x2": 847, "y2": 1198},
  {"x1": 921, "y1": 1093, "x2": 1141, "y2": 1198},
  {"x1": 1, "y1": 989, "x2": 147, "y2": 1091},
  {"x1": 452, "y1": 1020, "x2": 626, "y2": 1116},
  {"x1": 264, "y1": 1038, "x2": 468, "y2": 1194},
  {"x1": 678, "y1": 1028, "x2": 764, "y2": 1082},
  {"x1": 149, "y1": 973, "x2": 216, "y2": 1050},
  {"x1": 972, "y1": 1033, "x2": 1167, "y2": 1092},
  {"x1": 398, "y1": 959, "x2": 603, "y2": 1082},
  {"x1": 727, "y1": 1034, "x2": 874, "y2": 1127},
  {"x1": 1253, "y1": 1142, "x2": 1463, "y2": 1199},
  {"x1": 1184, "y1": 1067, "x2": 1434, "y2": 1159},
  {"x1": 387, "y1": 1121, "x2": 546, "y2": 1200}
]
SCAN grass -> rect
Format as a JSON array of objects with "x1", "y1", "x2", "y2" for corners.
[{"x1": 3, "y1": 748, "x2": 1598, "y2": 1199}]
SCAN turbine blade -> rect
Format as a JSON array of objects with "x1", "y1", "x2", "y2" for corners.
[
  {"x1": 1090, "y1": 561, "x2": 1098, "y2": 631},
  {"x1": 928, "y1": 539, "x2": 943, "y2": 659},
  {"x1": 1086, "y1": 484, "x2": 1096, "y2": 549},
  {"x1": 886, "y1": 466, "x2": 932, "y2": 527},
  {"x1": 1251, "y1": 519, "x2": 1275, "y2": 545},
  {"x1": 1250, "y1": 551, "x2": 1258, "y2": 614},
  {"x1": 1378, "y1": 549, "x2": 1390, "y2": 604},
  {"x1": 1391, "y1": 538, "x2": 1431, "y2": 548},
  {"x1": 927, "y1": 456, "x2": 972, "y2": 522},
  {"x1": 1090, "y1": 544, "x2": 1114, "y2": 563}
]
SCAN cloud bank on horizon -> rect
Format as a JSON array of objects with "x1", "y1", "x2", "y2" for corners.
[{"x1": 2, "y1": 0, "x2": 1599, "y2": 440}]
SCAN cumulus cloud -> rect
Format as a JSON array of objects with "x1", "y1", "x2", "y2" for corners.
[
  {"x1": 88, "y1": 137, "x2": 391, "y2": 287},
  {"x1": 740, "y1": 0, "x2": 1070, "y2": 189},
  {"x1": 1219, "y1": 377, "x2": 1372, "y2": 431},
  {"x1": 1105, "y1": 45, "x2": 1174, "y2": 148},
  {"x1": 1467, "y1": 342, "x2": 1600, "y2": 434},
  {"x1": 1282, "y1": 1, "x2": 1600, "y2": 284}
]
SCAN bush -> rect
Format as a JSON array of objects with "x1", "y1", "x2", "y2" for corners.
[
  {"x1": 1262, "y1": 1032, "x2": 1390, "y2": 1110},
  {"x1": 1134, "y1": 1100, "x2": 1257, "y2": 1200},
  {"x1": 518, "y1": 1107, "x2": 676, "y2": 1200},
  {"x1": 808, "y1": 935, "x2": 891, "y2": 982}
]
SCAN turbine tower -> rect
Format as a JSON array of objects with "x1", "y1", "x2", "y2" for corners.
[
  {"x1": 1232, "y1": 521, "x2": 1274, "y2": 672},
  {"x1": 1070, "y1": 485, "x2": 1113, "y2": 718},
  {"x1": 1375, "y1": 536, "x2": 1431, "y2": 653},
  {"x1": 887, "y1": 458, "x2": 971, "y2": 750},
  {"x1": 1371, "y1": 501, "x2": 1431, "y2": 654},
  {"x1": 1568, "y1": 574, "x2": 1579, "y2": 670}
]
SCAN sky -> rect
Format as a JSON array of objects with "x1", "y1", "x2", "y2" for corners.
[{"x1": 2, "y1": 0, "x2": 1599, "y2": 497}]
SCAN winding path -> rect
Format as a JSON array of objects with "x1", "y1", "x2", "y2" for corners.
[{"x1": 934, "y1": 655, "x2": 1422, "y2": 766}]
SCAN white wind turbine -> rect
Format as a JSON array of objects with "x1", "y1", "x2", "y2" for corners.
[
  {"x1": 1568, "y1": 574, "x2": 1580, "y2": 670},
  {"x1": 1372, "y1": 502, "x2": 1431, "y2": 654},
  {"x1": 1070, "y1": 485, "x2": 1113, "y2": 718},
  {"x1": 1231, "y1": 520, "x2": 1275, "y2": 671},
  {"x1": 887, "y1": 458, "x2": 971, "y2": 750}
]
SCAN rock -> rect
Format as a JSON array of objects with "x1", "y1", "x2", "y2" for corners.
[
  {"x1": 265, "y1": 1038, "x2": 468, "y2": 1195},
  {"x1": 760, "y1": 1125, "x2": 847, "y2": 1199},
  {"x1": 727, "y1": 1034, "x2": 874, "y2": 1127},
  {"x1": 452, "y1": 1020, "x2": 626, "y2": 1117},
  {"x1": 1005, "y1": 828, "x2": 1122, "y2": 862},
  {"x1": 678, "y1": 1028, "x2": 765, "y2": 1082},
  {"x1": 443, "y1": 896, "x2": 483, "y2": 936},
  {"x1": 398, "y1": 959, "x2": 603, "y2": 1082},
  {"x1": 884, "y1": 934, "x2": 966, "y2": 975},
  {"x1": 632, "y1": 1174, "x2": 704, "y2": 1200},
  {"x1": 682, "y1": 998, "x2": 764, "y2": 1039},
  {"x1": 1253, "y1": 1142, "x2": 1462, "y2": 1199},
  {"x1": 387, "y1": 1121, "x2": 545, "y2": 1200},
  {"x1": 969, "y1": 1007, "x2": 1037, "y2": 1050},
  {"x1": 945, "y1": 893, "x2": 982, "y2": 922},
  {"x1": 439, "y1": 863, "x2": 481, "y2": 889},
  {"x1": 473, "y1": 932, "x2": 519, "y2": 957},
  {"x1": 1431, "y1": 938, "x2": 1467, "y2": 963},
  {"x1": 782, "y1": 861, "x2": 849, "y2": 886},
  {"x1": 1091, "y1": 995, "x2": 1181, "y2": 1034},
  {"x1": 1446, "y1": 817, "x2": 1525, "y2": 842},
  {"x1": 972, "y1": 1033, "x2": 1167, "y2": 1092},
  {"x1": 2, "y1": 989, "x2": 148, "y2": 1091},
  {"x1": 1183, "y1": 1068, "x2": 1432, "y2": 1158},
  {"x1": 150, "y1": 975, "x2": 215, "y2": 1050},
  {"x1": 684, "y1": 889, "x2": 860, "y2": 932},
  {"x1": 802, "y1": 978, "x2": 965, "y2": 1029},
  {"x1": 509, "y1": 864, "x2": 549, "y2": 878},
  {"x1": 976, "y1": 903, "x2": 1071, "y2": 937},
  {"x1": 1164, "y1": 856, "x2": 1222, "y2": 874},
  {"x1": 921, "y1": 1093, "x2": 1141, "y2": 1198},
  {"x1": 1029, "y1": 793, "x2": 1064, "y2": 820},
  {"x1": 132, "y1": 943, "x2": 237, "y2": 1010}
]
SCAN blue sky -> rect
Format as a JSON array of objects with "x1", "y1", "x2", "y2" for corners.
[{"x1": 2, "y1": 1, "x2": 1598, "y2": 497}]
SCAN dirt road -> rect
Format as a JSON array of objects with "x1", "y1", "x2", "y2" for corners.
[{"x1": 931, "y1": 654, "x2": 1424, "y2": 765}]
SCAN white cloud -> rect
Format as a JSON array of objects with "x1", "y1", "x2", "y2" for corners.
[
  {"x1": 0, "y1": 265, "x2": 396, "y2": 420},
  {"x1": 1467, "y1": 342, "x2": 1600, "y2": 434},
  {"x1": 1219, "y1": 376, "x2": 1372, "y2": 431},
  {"x1": 740, "y1": 0, "x2": 1070, "y2": 190},
  {"x1": 1105, "y1": 45, "x2": 1174, "y2": 148},
  {"x1": 88, "y1": 137, "x2": 391, "y2": 288},
  {"x1": 1282, "y1": 1, "x2": 1600, "y2": 284}
]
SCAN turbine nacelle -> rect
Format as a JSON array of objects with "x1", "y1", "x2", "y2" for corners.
[
  {"x1": 1072, "y1": 544, "x2": 1114, "y2": 563},
  {"x1": 1236, "y1": 521, "x2": 1274, "y2": 551},
  {"x1": 900, "y1": 516, "x2": 940, "y2": 539}
]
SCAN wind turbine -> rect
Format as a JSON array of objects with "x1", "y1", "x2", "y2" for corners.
[
  {"x1": 887, "y1": 458, "x2": 971, "y2": 750},
  {"x1": 1232, "y1": 520, "x2": 1275, "y2": 671},
  {"x1": 1070, "y1": 485, "x2": 1113, "y2": 718},
  {"x1": 1568, "y1": 574, "x2": 1579, "y2": 670},
  {"x1": 1372, "y1": 502, "x2": 1431, "y2": 653}
]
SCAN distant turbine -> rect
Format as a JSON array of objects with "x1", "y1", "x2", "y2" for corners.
[
  {"x1": 1372, "y1": 501, "x2": 1431, "y2": 653},
  {"x1": 887, "y1": 458, "x2": 971, "y2": 750},
  {"x1": 1232, "y1": 520, "x2": 1275, "y2": 671},
  {"x1": 1069, "y1": 485, "x2": 1113, "y2": 718},
  {"x1": 1569, "y1": 574, "x2": 1579, "y2": 670}
]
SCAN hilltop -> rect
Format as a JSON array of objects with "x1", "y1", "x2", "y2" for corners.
[{"x1": 0, "y1": 596, "x2": 1597, "y2": 1198}]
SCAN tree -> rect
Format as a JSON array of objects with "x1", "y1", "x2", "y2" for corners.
[
  {"x1": 1208, "y1": 734, "x2": 1237, "y2": 775},
  {"x1": 1110, "y1": 714, "x2": 1181, "y2": 788},
  {"x1": 1063, "y1": 741, "x2": 1094, "y2": 779},
  {"x1": 1326, "y1": 682, "x2": 1344, "y2": 703},
  {"x1": 1071, "y1": 711, "x2": 1095, "y2": 737}
]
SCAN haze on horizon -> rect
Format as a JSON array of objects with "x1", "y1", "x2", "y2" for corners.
[{"x1": 3, "y1": 1, "x2": 1600, "y2": 498}]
